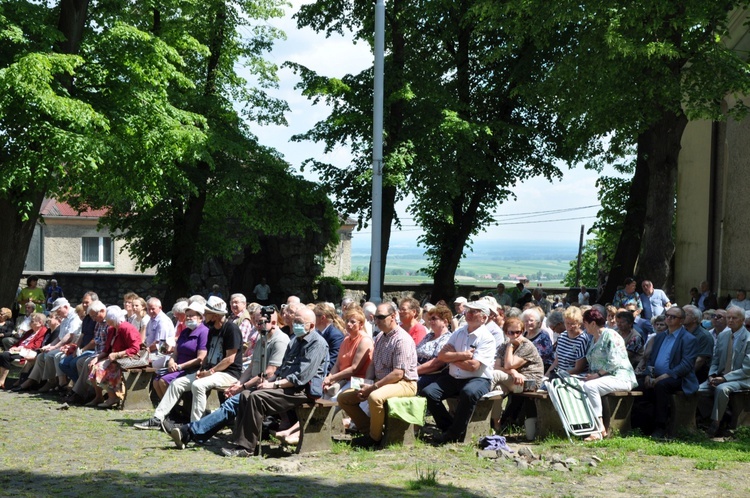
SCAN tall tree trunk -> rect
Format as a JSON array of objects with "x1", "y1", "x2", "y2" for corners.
[
  {"x1": 598, "y1": 140, "x2": 650, "y2": 303},
  {"x1": 430, "y1": 187, "x2": 487, "y2": 302},
  {"x1": 430, "y1": 2, "x2": 473, "y2": 303},
  {"x1": 635, "y1": 111, "x2": 688, "y2": 288},
  {"x1": 0, "y1": 0, "x2": 90, "y2": 305},
  {"x1": 163, "y1": 182, "x2": 209, "y2": 304},
  {"x1": 0, "y1": 194, "x2": 46, "y2": 307},
  {"x1": 161, "y1": 2, "x2": 226, "y2": 303},
  {"x1": 599, "y1": 110, "x2": 687, "y2": 303}
]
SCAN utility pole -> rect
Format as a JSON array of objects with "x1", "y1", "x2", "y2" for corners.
[{"x1": 369, "y1": 0, "x2": 385, "y2": 303}]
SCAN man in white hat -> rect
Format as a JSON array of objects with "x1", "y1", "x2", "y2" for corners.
[
  {"x1": 135, "y1": 296, "x2": 243, "y2": 430},
  {"x1": 453, "y1": 296, "x2": 468, "y2": 329},
  {"x1": 421, "y1": 300, "x2": 496, "y2": 444}
]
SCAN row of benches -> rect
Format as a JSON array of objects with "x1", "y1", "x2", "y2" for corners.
[{"x1": 117, "y1": 369, "x2": 750, "y2": 452}]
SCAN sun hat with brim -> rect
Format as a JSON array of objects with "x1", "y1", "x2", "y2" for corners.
[
  {"x1": 454, "y1": 296, "x2": 468, "y2": 304},
  {"x1": 187, "y1": 302, "x2": 205, "y2": 316},
  {"x1": 482, "y1": 296, "x2": 500, "y2": 314},
  {"x1": 463, "y1": 300, "x2": 491, "y2": 315},
  {"x1": 205, "y1": 296, "x2": 228, "y2": 315},
  {"x1": 50, "y1": 297, "x2": 69, "y2": 312}
]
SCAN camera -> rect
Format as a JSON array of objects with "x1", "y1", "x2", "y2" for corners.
[
  {"x1": 260, "y1": 305, "x2": 275, "y2": 321},
  {"x1": 257, "y1": 305, "x2": 276, "y2": 335}
]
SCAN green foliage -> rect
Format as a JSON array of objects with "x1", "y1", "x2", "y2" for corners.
[
  {"x1": 0, "y1": 0, "x2": 339, "y2": 298},
  {"x1": 695, "y1": 460, "x2": 719, "y2": 470},
  {"x1": 293, "y1": 0, "x2": 600, "y2": 299},
  {"x1": 316, "y1": 276, "x2": 345, "y2": 303},
  {"x1": 342, "y1": 268, "x2": 368, "y2": 281}
]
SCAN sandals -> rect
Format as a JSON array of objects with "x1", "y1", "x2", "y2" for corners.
[{"x1": 584, "y1": 432, "x2": 604, "y2": 441}]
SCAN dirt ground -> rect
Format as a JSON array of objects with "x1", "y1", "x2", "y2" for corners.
[{"x1": 1, "y1": 390, "x2": 749, "y2": 497}]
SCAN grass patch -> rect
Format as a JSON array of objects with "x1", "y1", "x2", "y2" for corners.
[
  {"x1": 520, "y1": 468, "x2": 545, "y2": 477},
  {"x1": 695, "y1": 460, "x2": 719, "y2": 470},
  {"x1": 405, "y1": 464, "x2": 439, "y2": 491},
  {"x1": 330, "y1": 441, "x2": 351, "y2": 455}
]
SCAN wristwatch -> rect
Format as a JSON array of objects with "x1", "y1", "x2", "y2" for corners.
[{"x1": 274, "y1": 379, "x2": 281, "y2": 388}]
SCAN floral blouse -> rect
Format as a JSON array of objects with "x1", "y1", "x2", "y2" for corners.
[
  {"x1": 415, "y1": 331, "x2": 452, "y2": 365},
  {"x1": 528, "y1": 330, "x2": 555, "y2": 368},
  {"x1": 586, "y1": 328, "x2": 637, "y2": 387}
]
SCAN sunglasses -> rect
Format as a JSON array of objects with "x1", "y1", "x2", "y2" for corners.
[
  {"x1": 712, "y1": 314, "x2": 726, "y2": 320},
  {"x1": 373, "y1": 314, "x2": 391, "y2": 320},
  {"x1": 665, "y1": 314, "x2": 682, "y2": 319}
]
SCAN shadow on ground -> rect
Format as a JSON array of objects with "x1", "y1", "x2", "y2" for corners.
[{"x1": 0, "y1": 470, "x2": 479, "y2": 497}]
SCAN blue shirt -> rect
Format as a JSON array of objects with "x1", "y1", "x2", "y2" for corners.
[
  {"x1": 653, "y1": 329, "x2": 679, "y2": 376},
  {"x1": 641, "y1": 289, "x2": 670, "y2": 319}
]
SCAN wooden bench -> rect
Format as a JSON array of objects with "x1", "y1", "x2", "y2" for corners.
[
  {"x1": 294, "y1": 399, "x2": 338, "y2": 454},
  {"x1": 377, "y1": 399, "x2": 420, "y2": 447},
  {"x1": 120, "y1": 367, "x2": 157, "y2": 410},
  {"x1": 459, "y1": 392, "x2": 505, "y2": 441},
  {"x1": 602, "y1": 390, "x2": 643, "y2": 435},
  {"x1": 120, "y1": 368, "x2": 227, "y2": 412},
  {"x1": 699, "y1": 388, "x2": 750, "y2": 429},
  {"x1": 667, "y1": 391, "x2": 699, "y2": 437},
  {"x1": 518, "y1": 390, "x2": 642, "y2": 439}
]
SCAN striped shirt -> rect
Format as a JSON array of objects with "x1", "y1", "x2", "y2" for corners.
[{"x1": 554, "y1": 332, "x2": 591, "y2": 372}]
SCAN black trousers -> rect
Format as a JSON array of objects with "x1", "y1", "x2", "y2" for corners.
[{"x1": 234, "y1": 388, "x2": 311, "y2": 452}]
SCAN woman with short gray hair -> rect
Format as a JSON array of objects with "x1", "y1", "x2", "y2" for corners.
[{"x1": 86, "y1": 306, "x2": 142, "y2": 408}]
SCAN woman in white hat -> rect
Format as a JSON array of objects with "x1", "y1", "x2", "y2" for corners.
[{"x1": 152, "y1": 302, "x2": 209, "y2": 399}]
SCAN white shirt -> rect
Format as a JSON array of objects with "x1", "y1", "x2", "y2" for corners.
[
  {"x1": 59, "y1": 312, "x2": 82, "y2": 343},
  {"x1": 445, "y1": 324, "x2": 496, "y2": 379}
]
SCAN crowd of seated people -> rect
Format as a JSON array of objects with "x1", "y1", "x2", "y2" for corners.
[{"x1": 3, "y1": 275, "x2": 748, "y2": 457}]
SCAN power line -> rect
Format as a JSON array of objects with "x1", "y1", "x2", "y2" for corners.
[
  {"x1": 393, "y1": 204, "x2": 599, "y2": 222},
  {"x1": 354, "y1": 214, "x2": 598, "y2": 234}
]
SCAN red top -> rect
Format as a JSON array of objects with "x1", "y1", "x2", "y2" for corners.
[
  {"x1": 406, "y1": 322, "x2": 427, "y2": 345},
  {"x1": 17, "y1": 326, "x2": 48, "y2": 351},
  {"x1": 104, "y1": 321, "x2": 141, "y2": 357}
]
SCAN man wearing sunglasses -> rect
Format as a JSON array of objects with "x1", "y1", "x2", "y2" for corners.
[
  {"x1": 639, "y1": 307, "x2": 698, "y2": 439},
  {"x1": 337, "y1": 302, "x2": 418, "y2": 449}
]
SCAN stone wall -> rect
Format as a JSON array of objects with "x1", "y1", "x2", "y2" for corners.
[{"x1": 18, "y1": 273, "x2": 167, "y2": 308}]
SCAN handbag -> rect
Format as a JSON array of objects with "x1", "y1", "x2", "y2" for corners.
[{"x1": 116, "y1": 348, "x2": 150, "y2": 369}]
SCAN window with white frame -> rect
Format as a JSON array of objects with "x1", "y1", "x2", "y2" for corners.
[{"x1": 81, "y1": 236, "x2": 113, "y2": 266}]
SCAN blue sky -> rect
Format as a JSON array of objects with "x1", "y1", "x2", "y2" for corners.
[{"x1": 243, "y1": 1, "x2": 616, "y2": 251}]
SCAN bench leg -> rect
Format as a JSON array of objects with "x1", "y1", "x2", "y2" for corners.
[
  {"x1": 295, "y1": 404, "x2": 334, "y2": 454},
  {"x1": 380, "y1": 402, "x2": 415, "y2": 447},
  {"x1": 534, "y1": 396, "x2": 567, "y2": 439},
  {"x1": 463, "y1": 398, "x2": 494, "y2": 442},
  {"x1": 668, "y1": 393, "x2": 698, "y2": 437},
  {"x1": 120, "y1": 371, "x2": 155, "y2": 411},
  {"x1": 602, "y1": 396, "x2": 635, "y2": 435},
  {"x1": 729, "y1": 393, "x2": 750, "y2": 429}
]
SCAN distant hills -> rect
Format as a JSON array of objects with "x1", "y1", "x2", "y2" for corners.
[{"x1": 352, "y1": 238, "x2": 578, "y2": 261}]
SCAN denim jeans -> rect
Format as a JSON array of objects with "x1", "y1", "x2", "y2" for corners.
[
  {"x1": 188, "y1": 393, "x2": 241, "y2": 442},
  {"x1": 59, "y1": 351, "x2": 95, "y2": 382}
]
